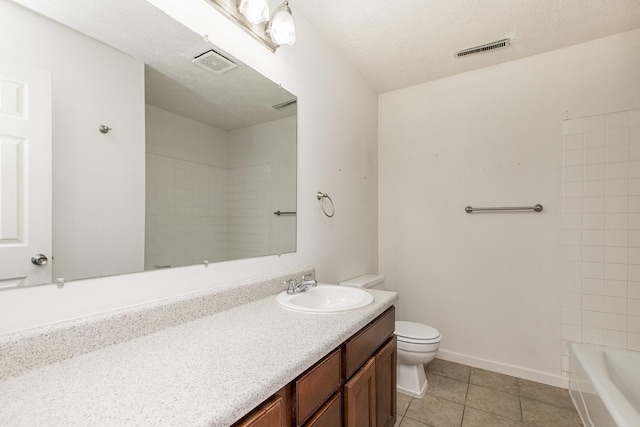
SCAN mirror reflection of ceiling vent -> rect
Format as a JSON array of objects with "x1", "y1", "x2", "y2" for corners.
[
  {"x1": 192, "y1": 49, "x2": 237, "y2": 74},
  {"x1": 454, "y1": 38, "x2": 510, "y2": 58},
  {"x1": 272, "y1": 99, "x2": 297, "y2": 110}
]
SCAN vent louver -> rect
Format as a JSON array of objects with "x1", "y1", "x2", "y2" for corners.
[
  {"x1": 272, "y1": 99, "x2": 297, "y2": 110},
  {"x1": 455, "y1": 38, "x2": 510, "y2": 58},
  {"x1": 192, "y1": 49, "x2": 237, "y2": 74}
]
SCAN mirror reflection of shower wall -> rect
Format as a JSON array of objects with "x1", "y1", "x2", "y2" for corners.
[{"x1": 144, "y1": 105, "x2": 296, "y2": 270}]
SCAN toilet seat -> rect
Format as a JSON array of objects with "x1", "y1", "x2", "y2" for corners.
[{"x1": 395, "y1": 321, "x2": 441, "y2": 344}]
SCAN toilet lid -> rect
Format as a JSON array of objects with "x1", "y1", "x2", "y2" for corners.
[{"x1": 395, "y1": 321, "x2": 441, "y2": 342}]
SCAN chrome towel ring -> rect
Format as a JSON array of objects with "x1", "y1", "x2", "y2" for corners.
[{"x1": 317, "y1": 192, "x2": 335, "y2": 217}]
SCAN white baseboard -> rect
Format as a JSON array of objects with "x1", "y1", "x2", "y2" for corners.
[{"x1": 436, "y1": 349, "x2": 569, "y2": 389}]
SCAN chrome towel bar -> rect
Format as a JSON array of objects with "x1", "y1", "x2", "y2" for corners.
[
  {"x1": 273, "y1": 211, "x2": 296, "y2": 216},
  {"x1": 465, "y1": 204, "x2": 543, "y2": 213}
]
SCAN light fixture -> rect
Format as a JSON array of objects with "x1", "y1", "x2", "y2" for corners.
[
  {"x1": 267, "y1": 1, "x2": 296, "y2": 46},
  {"x1": 238, "y1": 0, "x2": 269, "y2": 25},
  {"x1": 238, "y1": 0, "x2": 296, "y2": 46}
]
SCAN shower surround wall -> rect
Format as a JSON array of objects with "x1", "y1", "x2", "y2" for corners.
[
  {"x1": 229, "y1": 116, "x2": 297, "y2": 259},
  {"x1": 226, "y1": 164, "x2": 273, "y2": 261},
  {"x1": 561, "y1": 109, "x2": 640, "y2": 374},
  {"x1": 145, "y1": 105, "x2": 294, "y2": 269},
  {"x1": 145, "y1": 154, "x2": 229, "y2": 269}
]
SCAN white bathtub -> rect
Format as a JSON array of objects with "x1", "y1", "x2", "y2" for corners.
[{"x1": 569, "y1": 343, "x2": 640, "y2": 427}]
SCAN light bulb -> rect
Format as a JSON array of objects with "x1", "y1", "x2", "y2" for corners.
[
  {"x1": 238, "y1": 0, "x2": 269, "y2": 25},
  {"x1": 270, "y1": 3, "x2": 296, "y2": 46}
]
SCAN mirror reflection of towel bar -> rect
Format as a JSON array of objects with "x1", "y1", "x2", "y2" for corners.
[{"x1": 465, "y1": 204, "x2": 543, "y2": 213}]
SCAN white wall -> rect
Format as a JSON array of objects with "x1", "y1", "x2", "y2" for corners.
[
  {"x1": 229, "y1": 116, "x2": 297, "y2": 258},
  {"x1": 379, "y1": 29, "x2": 640, "y2": 385},
  {"x1": 0, "y1": 0, "x2": 378, "y2": 334},
  {"x1": 0, "y1": 0, "x2": 145, "y2": 283},
  {"x1": 145, "y1": 104, "x2": 229, "y2": 169}
]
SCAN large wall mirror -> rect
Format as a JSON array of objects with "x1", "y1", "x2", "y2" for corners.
[{"x1": 0, "y1": 0, "x2": 297, "y2": 287}]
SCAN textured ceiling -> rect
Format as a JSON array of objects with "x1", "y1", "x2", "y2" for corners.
[
  {"x1": 293, "y1": 0, "x2": 640, "y2": 93},
  {"x1": 10, "y1": 0, "x2": 296, "y2": 130}
]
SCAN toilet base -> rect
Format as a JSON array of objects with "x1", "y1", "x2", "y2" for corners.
[{"x1": 397, "y1": 363, "x2": 428, "y2": 398}]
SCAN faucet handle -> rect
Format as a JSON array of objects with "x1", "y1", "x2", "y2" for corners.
[
  {"x1": 301, "y1": 274, "x2": 317, "y2": 289},
  {"x1": 285, "y1": 278, "x2": 297, "y2": 294}
]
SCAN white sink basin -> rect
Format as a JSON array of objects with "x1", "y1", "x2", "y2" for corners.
[{"x1": 276, "y1": 284, "x2": 374, "y2": 313}]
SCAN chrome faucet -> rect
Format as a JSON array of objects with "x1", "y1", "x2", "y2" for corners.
[{"x1": 285, "y1": 274, "x2": 318, "y2": 294}]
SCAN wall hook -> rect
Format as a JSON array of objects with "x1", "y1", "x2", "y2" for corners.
[{"x1": 99, "y1": 125, "x2": 112, "y2": 134}]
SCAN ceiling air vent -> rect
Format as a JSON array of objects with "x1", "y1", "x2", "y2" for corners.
[
  {"x1": 192, "y1": 49, "x2": 237, "y2": 74},
  {"x1": 454, "y1": 38, "x2": 510, "y2": 58}
]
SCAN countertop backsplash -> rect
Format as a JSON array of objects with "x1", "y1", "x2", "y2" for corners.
[{"x1": 0, "y1": 266, "x2": 314, "y2": 380}]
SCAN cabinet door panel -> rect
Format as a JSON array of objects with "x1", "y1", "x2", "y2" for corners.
[
  {"x1": 344, "y1": 307, "x2": 394, "y2": 378},
  {"x1": 375, "y1": 336, "x2": 397, "y2": 427},
  {"x1": 295, "y1": 348, "x2": 341, "y2": 426},
  {"x1": 344, "y1": 358, "x2": 376, "y2": 427},
  {"x1": 303, "y1": 391, "x2": 342, "y2": 427},
  {"x1": 235, "y1": 396, "x2": 284, "y2": 427}
]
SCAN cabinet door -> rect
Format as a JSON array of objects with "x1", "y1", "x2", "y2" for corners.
[
  {"x1": 344, "y1": 358, "x2": 377, "y2": 427},
  {"x1": 375, "y1": 336, "x2": 397, "y2": 427},
  {"x1": 295, "y1": 349, "x2": 341, "y2": 426},
  {"x1": 235, "y1": 396, "x2": 284, "y2": 427},
  {"x1": 344, "y1": 307, "x2": 395, "y2": 379},
  {"x1": 304, "y1": 391, "x2": 342, "y2": 427}
]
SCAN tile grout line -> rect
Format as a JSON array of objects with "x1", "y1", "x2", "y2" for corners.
[
  {"x1": 517, "y1": 381, "x2": 525, "y2": 426},
  {"x1": 462, "y1": 371, "x2": 470, "y2": 426},
  {"x1": 459, "y1": 404, "x2": 467, "y2": 427}
]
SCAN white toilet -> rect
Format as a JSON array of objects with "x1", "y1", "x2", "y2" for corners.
[{"x1": 339, "y1": 274, "x2": 441, "y2": 398}]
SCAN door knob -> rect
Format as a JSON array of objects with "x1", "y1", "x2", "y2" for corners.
[{"x1": 31, "y1": 254, "x2": 48, "y2": 266}]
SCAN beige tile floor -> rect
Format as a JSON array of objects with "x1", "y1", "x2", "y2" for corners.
[{"x1": 394, "y1": 359, "x2": 583, "y2": 427}]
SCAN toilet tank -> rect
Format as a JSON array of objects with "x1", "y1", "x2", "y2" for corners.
[{"x1": 339, "y1": 274, "x2": 386, "y2": 291}]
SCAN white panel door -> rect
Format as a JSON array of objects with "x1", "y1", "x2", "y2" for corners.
[{"x1": 0, "y1": 61, "x2": 52, "y2": 288}]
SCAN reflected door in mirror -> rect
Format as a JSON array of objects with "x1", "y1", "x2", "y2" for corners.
[{"x1": 0, "y1": 61, "x2": 52, "y2": 288}]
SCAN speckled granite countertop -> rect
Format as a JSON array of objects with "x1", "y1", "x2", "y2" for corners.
[{"x1": 0, "y1": 289, "x2": 397, "y2": 426}]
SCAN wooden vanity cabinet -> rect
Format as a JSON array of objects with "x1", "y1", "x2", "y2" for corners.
[
  {"x1": 344, "y1": 357, "x2": 377, "y2": 426},
  {"x1": 343, "y1": 307, "x2": 395, "y2": 379},
  {"x1": 234, "y1": 385, "x2": 292, "y2": 427},
  {"x1": 234, "y1": 394, "x2": 287, "y2": 427},
  {"x1": 343, "y1": 336, "x2": 397, "y2": 427},
  {"x1": 343, "y1": 307, "x2": 396, "y2": 427},
  {"x1": 302, "y1": 391, "x2": 342, "y2": 427},
  {"x1": 374, "y1": 336, "x2": 397, "y2": 427},
  {"x1": 233, "y1": 307, "x2": 396, "y2": 427},
  {"x1": 293, "y1": 348, "x2": 342, "y2": 426}
]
